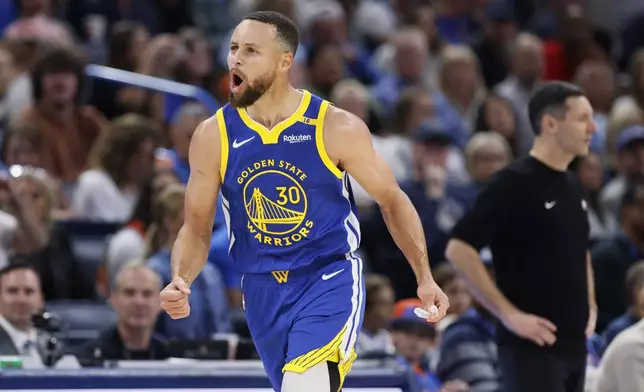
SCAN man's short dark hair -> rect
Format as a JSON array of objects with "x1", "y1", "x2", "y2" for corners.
[
  {"x1": 527, "y1": 81, "x2": 586, "y2": 135},
  {"x1": 0, "y1": 261, "x2": 39, "y2": 285},
  {"x1": 244, "y1": 11, "x2": 299, "y2": 55}
]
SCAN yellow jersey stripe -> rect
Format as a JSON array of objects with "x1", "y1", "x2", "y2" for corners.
[
  {"x1": 315, "y1": 100, "x2": 343, "y2": 179},
  {"x1": 216, "y1": 108, "x2": 229, "y2": 182}
]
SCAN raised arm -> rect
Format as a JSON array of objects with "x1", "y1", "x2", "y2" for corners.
[
  {"x1": 323, "y1": 107, "x2": 449, "y2": 322},
  {"x1": 160, "y1": 115, "x2": 222, "y2": 319}
]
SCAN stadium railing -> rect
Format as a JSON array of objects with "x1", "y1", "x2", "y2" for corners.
[
  {"x1": 0, "y1": 360, "x2": 421, "y2": 391},
  {"x1": 85, "y1": 64, "x2": 221, "y2": 116}
]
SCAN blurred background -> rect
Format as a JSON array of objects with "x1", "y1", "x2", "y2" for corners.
[{"x1": 0, "y1": 0, "x2": 644, "y2": 391}]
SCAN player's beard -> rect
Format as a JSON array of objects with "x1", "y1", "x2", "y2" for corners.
[{"x1": 229, "y1": 72, "x2": 275, "y2": 108}]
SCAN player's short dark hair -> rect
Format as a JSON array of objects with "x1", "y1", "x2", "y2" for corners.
[
  {"x1": 244, "y1": 11, "x2": 299, "y2": 55},
  {"x1": 527, "y1": 81, "x2": 586, "y2": 135}
]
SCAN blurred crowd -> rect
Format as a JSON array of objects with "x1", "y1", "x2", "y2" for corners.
[{"x1": 1, "y1": 0, "x2": 644, "y2": 391}]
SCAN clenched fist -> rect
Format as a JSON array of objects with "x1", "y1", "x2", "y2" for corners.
[{"x1": 159, "y1": 277, "x2": 192, "y2": 319}]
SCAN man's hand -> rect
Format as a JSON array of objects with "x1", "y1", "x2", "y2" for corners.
[
  {"x1": 417, "y1": 279, "x2": 450, "y2": 323},
  {"x1": 159, "y1": 277, "x2": 192, "y2": 319},
  {"x1": 502, "y1": 311, "x2": 557, "y2": 346},
  {"x1": 586, "y1": 305, "x2": 597, "y2": 338}
]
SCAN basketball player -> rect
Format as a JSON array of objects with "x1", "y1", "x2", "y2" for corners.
[{"x1": 159, "y1": 11, "x2": 449, "y2": 392}]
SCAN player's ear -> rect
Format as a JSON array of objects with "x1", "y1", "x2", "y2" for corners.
[{"x1": 280, "y1": 52, "x2": 294, "y2": 71}]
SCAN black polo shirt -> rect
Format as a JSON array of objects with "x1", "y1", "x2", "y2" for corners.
[{"x1": 451, "y1": 156, "x2": 590, "y2": 356}]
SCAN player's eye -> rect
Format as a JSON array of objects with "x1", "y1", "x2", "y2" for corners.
[
  {"x1": 247, "y1": 47, "x2": 256, "y2": 54},
  {"x1": 230, "y1": 45, "x2": 238, "y2": 52}
]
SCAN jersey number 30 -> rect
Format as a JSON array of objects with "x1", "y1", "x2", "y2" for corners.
[{"x1": 276, "y1": 186, "x2": 301, "y2": 205}]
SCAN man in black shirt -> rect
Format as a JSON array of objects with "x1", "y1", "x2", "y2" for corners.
[
  {"x1": 76, "y1": 263, "x2": 169, "y2": 366},
  {"x1": 446, "y1": 81, "x2": 597, "y2": 392}
]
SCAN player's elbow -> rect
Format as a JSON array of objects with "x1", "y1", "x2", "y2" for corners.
[{"x1": 376, "y1": 187, "x2": 406, "y2": 214}]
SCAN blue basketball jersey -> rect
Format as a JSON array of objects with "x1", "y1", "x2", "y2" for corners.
[{"x1": 216, "y1": 90, "x2": 361, "y2": 273}]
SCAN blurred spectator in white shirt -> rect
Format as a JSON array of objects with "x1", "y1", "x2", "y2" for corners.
[{"x1": 72, "y1": 114, "x2": 159, "y2": 222}]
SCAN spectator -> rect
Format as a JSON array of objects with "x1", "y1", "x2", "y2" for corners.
[
  {"x1": 433, "y1": 263, "x2": 472, "y2": 331},
  {"x1": 601, "y1": 261, "x2": 644, "y2": 348},
  {"x1": 146, "y1": 184, "x2": 231, "y2": 339},
  {"x1": 594, "y1": 318, "x2": 644, "y2": 392},
  {"x1": 89, "y1": 21, "x2": 151, "y2": 120},
  {"x1": 0, "y1": 39, "x2": 32, "y2": 129},
  {"x1": 390, "y1": 300, "x2": 470, "y2": 392},
  {"x1": 72, "y1": 114, "x2": 159, "y2": 222},
  {"x1": 0, "y1": 263, "x2": 45, "y2": 364},
  {"x1": 371, "y1": 27, "x2": 433, "y2": 114},
  {"x1": 432, "y1": 0, "x2": 481, "y2": 44},
  {"x1": 437, "y1": 260, "x2": 500, "y2": 392},
  {"x1": 21, "y1": 46, "x2": 106, "y2": 183},
  {"x1": 495, "y1": 33, "x2": 544, "y2": 156},
  {"x1": 156, "y1": 102, "x2": 210, "y2": 184},
  {"x1": 0, "y1": 120, "x2": 41, "y2": 168},
  {"x1": 356, "y1": 274, "x2": 395, "y2": 356},
  {"x1": 464, "y1": 133, "x2": 512, "y2": 188},
  {"x1": 573, "y1": 60, "x2": 617, "y2": 155},
  {"x1": 302, "y1": 0, "x2": 380, "y2": 86},
  {"x1": 474, "y1": 94, "x2": 520, "y2": 158},
  {"x1": 607, "y1": 50, "x2": 644, "y2": 159},
  {"x1": 76, "y1": 262, "x2": 169, "y2": 364},
  {"x1": 593, "y1": 181, "x2": 644, "y2": 330},
  {"x1": 8, "y1": 169, "x2": 95, "y2": 300},
  {"x1": 105, "y1": 181, "x2": 156, "y2": 290},
  {"x1": 600, "y1": 125, "x2": 644, "y2": 219},
  {"x1": 571, "y1": 152, "x2": 618, "y2": 242},
  {"x1": 437, "y1": 45, "x2": 486, "y2": 131},
  {"x1": 124, "y1": 34, "x2": 186, "y2": 122},
  {"x1": 471, "y1": 2, "x2": 517, "y2": 89},
  {"x1": 175, "y1": 27, "x2": 214, "y2": 94},
  {"x1": 306, "y1": 43, "x2": 345, "y2": 100},
  {"x1": 390, "y1": 300, "x2": 441, "y2": 389}
]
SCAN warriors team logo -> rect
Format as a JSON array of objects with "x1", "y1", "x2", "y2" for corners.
[{"x1": 237, "y1": 159, "x2": 314, "y2": 246}]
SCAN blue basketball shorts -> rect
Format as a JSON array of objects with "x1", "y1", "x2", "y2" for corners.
[{"x1": 241, "y1": 253, "x2": 365, "y2": 391}]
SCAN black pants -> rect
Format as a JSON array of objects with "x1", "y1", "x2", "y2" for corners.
[{"x1": 498, "y1": 345, "x2": 586, "y2": 392}]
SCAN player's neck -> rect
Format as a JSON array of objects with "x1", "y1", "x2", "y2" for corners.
[
  {"x1": 529, "y1": 139, "x2": 574, "y2": 172},
  {"x1": 246, "y1": 83, "x2": 302, "y2": 129}
]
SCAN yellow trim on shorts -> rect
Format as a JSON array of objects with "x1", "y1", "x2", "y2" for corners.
[
  {"x1": 215, "y1": 108, "x2": 229, "y2": 183},
  {"x1": 315, "y1": 101, "x2": 343, "y2": 179},
  {"x1": 283, "y1": 325, "x2": 346, "y2": 373},
  {"x1": 282, "y1": 325, "x2": 358, "y2": 391}
]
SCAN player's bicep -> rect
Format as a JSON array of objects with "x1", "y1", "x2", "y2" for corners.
[{"x1": 185, "y1": 119, "x2": 221, "y2": 234}]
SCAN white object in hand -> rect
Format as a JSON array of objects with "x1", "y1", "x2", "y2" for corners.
[{"x1": 414, "y1": 305, "x2": 438, "y2": 319}]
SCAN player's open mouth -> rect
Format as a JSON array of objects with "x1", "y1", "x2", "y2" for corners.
[{"x1": 230, "y1": 71, "x2": 245, "y2": 94}]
